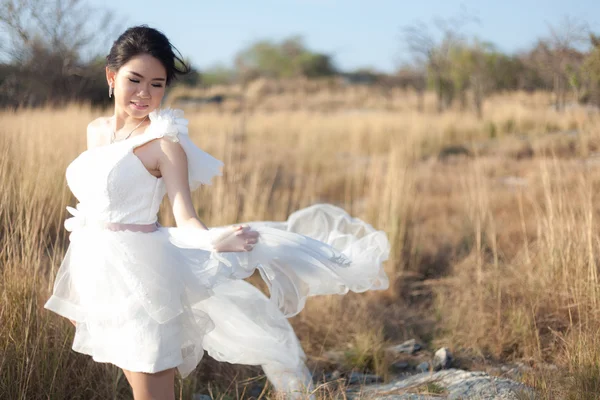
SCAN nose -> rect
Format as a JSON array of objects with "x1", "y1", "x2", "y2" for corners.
[{"x1": 138, "y1": 86, "x2": 151, "y2": 98}]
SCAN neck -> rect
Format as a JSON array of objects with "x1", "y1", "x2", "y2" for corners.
[{"x1": 113, "y1": 107, "x2": 150, "y2": 131}]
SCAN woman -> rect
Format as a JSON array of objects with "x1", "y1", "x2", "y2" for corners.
[{"x1": 44, "y1": 25, "x2": 390, "y2": 400}]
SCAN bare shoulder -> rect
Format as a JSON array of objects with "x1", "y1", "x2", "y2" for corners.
[
  {"x1": 154, "y1": 138, "x2": 188, "y2": 179},
  {"x1": 87, "y1": 116, "x2": 111, "y2": 131},
  {"x1": 157, "y1": 137, "x2": 187, "y2": 161},
  {"x1": 86, "y1": 117, "x2": 111, "y2": 149}
]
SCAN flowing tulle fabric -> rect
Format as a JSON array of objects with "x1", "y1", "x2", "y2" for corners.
[
  {"x1": 45, "y1": 203, "x2": 389, "y2": 380},
  {"x1": 170, "y1": 204, "x2": 390, "y2": 317}
]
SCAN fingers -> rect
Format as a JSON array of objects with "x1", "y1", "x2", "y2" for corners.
[
  {"x1": 235, "y1": 228, "x2": 259, "y2": 239},
  {"x1": 234, "y1": 225, "x2": 250, "y2": 235},
  {"x1": 213, "y1": 225, "x2": 259, "y2": 252},
  {"x1": 242, "y1": 235, "x2": 259, "y2": 251}
]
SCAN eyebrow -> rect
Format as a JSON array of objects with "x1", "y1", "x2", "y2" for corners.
[{"x1": 127, "y1": 71, "x2": 166, "y2": 81}]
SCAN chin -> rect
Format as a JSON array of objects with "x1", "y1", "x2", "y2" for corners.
[{"x1": 126, "y1": 105, "x2": 153, "y2": 118}]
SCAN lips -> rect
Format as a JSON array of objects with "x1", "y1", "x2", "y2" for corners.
[{"x1": 130, "y1": 101, "x2": 149, "y2": 110}]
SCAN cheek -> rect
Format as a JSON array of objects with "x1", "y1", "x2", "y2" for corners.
[
  {"x1": 117, "y1": 82, "x2": 137, "y2": 99},
  {"x1": 151, "y1": 87, "x2": 166, "y2": 102}
]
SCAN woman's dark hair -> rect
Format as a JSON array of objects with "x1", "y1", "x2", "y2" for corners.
[{"x1": 106, "y1": 25, "x2": 190, "y2": 85}]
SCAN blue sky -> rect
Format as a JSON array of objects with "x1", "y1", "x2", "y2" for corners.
[{"x1": 88, "y1": 0, "x2": 600, "y2": 73}]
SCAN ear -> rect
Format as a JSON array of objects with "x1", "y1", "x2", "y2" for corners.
[{"x1": 105, "y1": 67, "x2": 117, "y2": 88}]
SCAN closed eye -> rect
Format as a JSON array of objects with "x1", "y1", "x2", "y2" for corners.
[{"x1": 128, "y1": 78, "x2": 162, "y2": 88}]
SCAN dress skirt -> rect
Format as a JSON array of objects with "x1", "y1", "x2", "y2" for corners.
[{"x1": 44, "y1": 203, "x2": 390, "y2": 378}]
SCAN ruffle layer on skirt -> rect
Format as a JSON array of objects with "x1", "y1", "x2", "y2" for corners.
[{"x1": 44, "y1": 203, "x2": 390, "y2": 378}]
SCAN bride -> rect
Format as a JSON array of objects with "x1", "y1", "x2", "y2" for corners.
[{"x1": 44, "y1": 25, "x2": 390, "y2": 400}]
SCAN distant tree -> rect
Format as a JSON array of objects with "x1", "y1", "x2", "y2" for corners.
[
  {"x1": 235, "y1": 40, "x2": 289, "y2": 79},
  {"x1": 0, "y1": 0, "x2": 122, "y2": 106},
  {"x1": 234, "y1": 36, "x2": 336, "y2": 82},
  {"x1": 449, "y1": 40, "x2": 497, "y2": 118},
  {"x1": 519, "y1": 43, "x2": 555, "y2": 92},
  {"x1": 488, "y1": 53, "x2": 531, "y2": 91},
  {"x1": 400, "y1": 14, "x2": 595, "y2": 115},
  {"x1": 297, "y1": 53, "x2": 335, "y2": 78},
  {"x1": 401, "y1": 14, "x2": 474, "y2": 112},
  {"x1": 539, "y1": 16, "x2": 589, "y2": 110},
  {"x1": 0, "y1": 0, "x2": 117, "y2": 62},
  {"x1": 583, "y1": 34, "x2": 600, "y2": 105},
  {"x1": 199, "y1": 64, "x2": 237, "y2": 86}
]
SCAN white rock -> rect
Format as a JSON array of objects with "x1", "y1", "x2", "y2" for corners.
[
  {"x1": 351, "y1": 369, "x2": 535, "y2": 400},
  {"x1": 433, "y1": 347, "x2": 453, "y2": 370}
]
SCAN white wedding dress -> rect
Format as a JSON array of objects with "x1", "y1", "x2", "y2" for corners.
[{"x1": 44, "y1": 108, "x2": 390, "y2": 398}]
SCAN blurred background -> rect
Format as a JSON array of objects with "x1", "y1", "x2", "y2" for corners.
[
  {"x1": 1, "y1": 0, "x2": 599, "y2": 111},
  {"x1": 3, "y1": 1, "x2": 600, "y2": 399}
]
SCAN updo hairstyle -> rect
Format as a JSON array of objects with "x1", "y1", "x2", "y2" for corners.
[{"x1": 106, "y1": 25, "x2": 189, "y2": 85}]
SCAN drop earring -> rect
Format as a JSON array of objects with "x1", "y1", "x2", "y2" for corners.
[{"x1": 109, "y1": 86, "x2": 113, "y2": 98}]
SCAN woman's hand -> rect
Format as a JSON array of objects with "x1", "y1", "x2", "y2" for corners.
[{"x1": 211, "y1": 224, "x2": 259, "y2": 252}]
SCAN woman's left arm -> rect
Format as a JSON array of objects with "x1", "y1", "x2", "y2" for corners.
[
  {"x1": 158, "y1": 138, "x2": 208, "y2": 229},
  {"x1": 158, "y1": 138, "x2": 259, "y2": 251}
]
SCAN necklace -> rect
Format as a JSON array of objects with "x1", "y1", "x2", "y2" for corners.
[{"x1": 110, "y1": 116, "x2": 148, "y2": 144}]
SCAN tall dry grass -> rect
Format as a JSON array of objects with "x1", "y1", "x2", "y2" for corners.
[
  {"x1": 1, "y1": 91, "x2": 600, "y2": 398},
  {"x1": 0, "y1": 102, "x2": 411, "y2": 399}
]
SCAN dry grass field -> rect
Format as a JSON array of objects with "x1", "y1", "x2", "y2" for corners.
[{"x1": 2, "y1": 89, "x2": 600, "y2": 399}]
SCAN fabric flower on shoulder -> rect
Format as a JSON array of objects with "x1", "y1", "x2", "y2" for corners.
[
  {"x1": 147, "y1": 108, "x2": 189, "y2": 142},
  {"x1": 147, "y1": 107, "x2": 224, "y2": 191}
]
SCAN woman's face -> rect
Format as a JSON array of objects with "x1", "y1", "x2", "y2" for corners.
[{"x1": 106, "y1": 53, "x2": 167, "y2": 119}]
